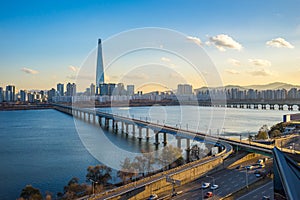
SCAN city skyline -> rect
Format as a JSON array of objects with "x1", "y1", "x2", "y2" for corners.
[{"x1": 1, "y1": 1, "x2": 300, "y2": 91}]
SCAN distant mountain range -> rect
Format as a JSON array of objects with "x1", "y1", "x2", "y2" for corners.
[{"x1": 195, "y1": 82, "x2": 300, "y2": 91}]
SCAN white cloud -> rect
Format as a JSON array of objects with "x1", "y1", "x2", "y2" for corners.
[
  {"x1": 227, "y1": 58, "x2": 241, "y2": 67},
  {"x1": 186, "y1": 36, "x2": 202, "y2": 45},
  {"x1": 266, "y1": 37, "x2": 294, "y2": 49},
  {"x1": 225, "y1": 69, "x2": 240, "y2": 75},
  {"x1": 68, "y1": 65, "x2": 79, "y2": 72},
  {"x1": 161, "y1": 57, "x2": 171, "y2": 62},
  {"x1": 21, "y1": 67, "x2": 39, "y2": 74},
  {"x1": 208, "y1": 34, "x2": 242, "y2": 51},
  {"x1": 248, "y1": 69, "x2": 273, "y2": 76},
  {"x1": 248, "y1": 59, "x2": 271, "y2": 67}
]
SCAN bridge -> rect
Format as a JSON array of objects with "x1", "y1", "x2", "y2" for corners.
[
  {"x1": 196, "y1": 100, "x2": 300, "y2": 111},
  {"x1": 52, "y1": 104, "x2": 299, "y2": 157}
]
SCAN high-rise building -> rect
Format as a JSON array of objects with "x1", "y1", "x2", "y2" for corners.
[
  {"x1": 90, "y1": 83, "x2": 96, "y2": 96},
  {"x1": 177, "y1": 84, "x2": 193, "y2": 95},
  {"x1": 20, "y1": 90, "x2": 27, "y2": 102},
  {"x1": 27, "y1": 93, "x2": 35, "y2": 103},
  {"x1": 47, "y1": 88, "x2": 56, "y2": 102},
  {"x1": 5, "y1": 85, "x2": 16, "y2": 102},
  {"x1": 0, "y1": 87, "x2": 3, "y2": 103},
  {"x1": 66, "y1": 83, "x2": 76, "y2": 96},
  {"x1": 57, "y1": 83, "x2": 64, "y2": 96},
  {"x1": 96, "y1": 39, "x2": 105, "y2": 91},
  {"x1": 127, "y1": 85, "x2": 135, "y2": 96},
  {"x1": 99, "y1": 83, "x2": 108, "y2": 96}
]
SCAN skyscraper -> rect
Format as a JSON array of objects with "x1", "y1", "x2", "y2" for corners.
[
  {"x1": 20, "y1": 90, "x2": 27, "y2": 102},
  {"x1": 0, "y1": 87, "x2": 3, "y2": 103},
  {"x1": 5, "y1": 85, "x2": 16, "y2": 102},
  {"x1": 96, "y1": 39, "x2": 105, "y2": 91},
  {"x1": 57, "y1": 83, "x2": 64, "y2": 96},
  {"x1": 66, "y1": 83, "x2": 76, "y2": 96}
]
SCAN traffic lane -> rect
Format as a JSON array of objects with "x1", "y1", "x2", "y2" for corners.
[
  {"x1": 171, "y1": 167, "x2": 260, "y2": 200},
  {"x1": 236, "y1": 181, "x2": 273, "y2": 200}
]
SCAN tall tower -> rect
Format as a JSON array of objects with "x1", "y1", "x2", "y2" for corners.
[{"x1": 96, "y1": 39, "x2": 105, "y2": 88}]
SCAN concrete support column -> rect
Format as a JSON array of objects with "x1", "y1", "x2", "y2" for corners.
[
  {"x1": 88, "y1": 113, "x2": 91, "y2": 123},
  {"x1": 138, "y1": 127, "x2": 142, "y2": 141},
  {"x1": 163, "y1": 132, "x2": 167, "y2": 146},
  {"x1": 105, "y1": 118, "x2": 109, "y2": 129},
  {"x1": 93, "y1": 114, "x2": 96, "y2": 124},
  {"x1": 146, "y1": 128, "x2": 150, "y2": 141},
  {"x1": 132, "y1": 124, "x2": 136, "y2": 137},
  {"x1": 121, "y1": 122, "x2": 124, "y2": 133},
  {"x1": 98, "y1": 117, "x2": 102, "y2": 126},
  {"x1": 112, "y1": 120, "x2": 115, "y2": 131},
  {"x1": 177, "y1": 137, "x2": 182, "y2": 149},
  {"x1": 115, "y1": 121, "x2": 118, "y2": 133},
  {"x1": 83, "y1": 112, "x2": 86, "y2": 121},
  {"x1": 125, "y1": 123, "x2": 129, "y2": 135},
  {"x1": 154, "y1": 131, "x2": 160, "y2": 145}
]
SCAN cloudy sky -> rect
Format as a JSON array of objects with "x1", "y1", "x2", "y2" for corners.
[{"x1": 0, "y1": 0, "x2": 300, "y2": 91}]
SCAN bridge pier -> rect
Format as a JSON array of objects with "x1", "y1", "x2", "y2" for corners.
[
  {"x1": 93, "y1": 114, "x2": 96, "y2": 124},
  {"x1": 88, "y1": 113, "x2": 91, "y2": 123},
  {"x1": 105, "y1": 118, "x2": 109, "y2": 129},
  {"x1": 132, "y1": 124, "x2": 135, "y2": 137},
  {"x1": 262, "y1": 104, "x2": 266, "y2": 110},
  {"x1": 163, "y1": 132, "x2": 167, "y2": 146},
  {"x1": 254, "y1": 104, "x2": 258, "y2": 109},
  {"x1": 121, "y1": 122, "x2": 124, "y2": 133},
  {"x1": 270, "y1": 104, "x2": 275, "y2": 110},
  {"x1": 288, "y1": 105, "x2": 293, "y2": 111},
  {"x1": 146, "y1": 128, "x2": 150, "y2": 141},
  {"x1": 138, "y1": 127, "x2": 143, "y2": 141},
  {"x1": 177, "y1": 137, "x2": 182, "y2": 149},
  {"x1": 154, "y1": 131, "x2": 160, "y2": 146},
  {"x1": 279, "y1": 105, "x2": 283, "y2": 110},
  {"x1": 115, "y1": 121, "x2": 119, "y2": 133},
  {"x1": 98, "y1": 116, "x2": 102, "y2": 126},
  {"x1": 125, "y1": 123, "x2": 129, "y2": 135}
]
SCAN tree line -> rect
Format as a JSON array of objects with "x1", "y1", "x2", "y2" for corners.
[{"x1": 18, "y1": 145, "x2": 185, "y2": 200}]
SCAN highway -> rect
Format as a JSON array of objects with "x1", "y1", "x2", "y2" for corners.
[
  {"x1": 154, "y1": 157, "x2": 272, "y2": 200},
  {"x1": 236, "y1": 181, "x2": 273, "y2": 200}
]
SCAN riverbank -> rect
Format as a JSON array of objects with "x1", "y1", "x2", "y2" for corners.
[{"x1": 0, "y1": 103, "x2": 53, "y2": 111}]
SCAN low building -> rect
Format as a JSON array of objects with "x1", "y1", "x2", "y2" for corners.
[{"x1": 283, "y1": 113, "x2": 300, "y2": 122}]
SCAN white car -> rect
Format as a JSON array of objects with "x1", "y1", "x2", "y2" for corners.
[
  {"x1": 148, "y1": 194, "x2": 158, "y2": 200},
  {"x1": 201, "y1": 182, "x2": 210, "y2": 189},
  {"x1": 210, "y1": 184, "x2": 219, "y2": 190}
]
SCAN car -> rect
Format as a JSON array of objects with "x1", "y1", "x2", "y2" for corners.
[
  {"x1": 148, "y1": 194, "x2": 158, "y2": 200},
  {"x1": 262, "y1": 196, "x2": 270, "y2": 200},
  {"x1": 246, "y1": 165, "x2": 253, "y2": 170},
  {"x1": 202, "y1": 182, "x2": 210, "y2": 189},
  {"x1": 205, "y1": 192, "x2": 213, "y2": 198},
  {"x1": 210, "y1": 184, "x2": 219, "y2": 190},
  {"x1": 255, "y1": 173, "x2": 262, "y2": 178}
]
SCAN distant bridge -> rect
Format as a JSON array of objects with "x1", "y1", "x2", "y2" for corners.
[{"x1": 196, "y1": 100, "x2": 300, "y2": 111}]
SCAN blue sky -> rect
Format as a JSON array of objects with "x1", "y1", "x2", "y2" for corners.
[{"x1": 0, "y1": 0, "x2": 300, "y2": 91}]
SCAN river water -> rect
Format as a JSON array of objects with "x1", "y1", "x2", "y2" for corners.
[{"x1": 0, "y1": 106, "x2": 294, "y2": 199}]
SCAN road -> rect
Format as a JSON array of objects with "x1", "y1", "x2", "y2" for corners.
[
  {"x1": 236, "y1": 181, "x2": 273, "y2": 200},
  {"x1": 162, "y1": 157, "x2": 271, "y2": 200}
]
